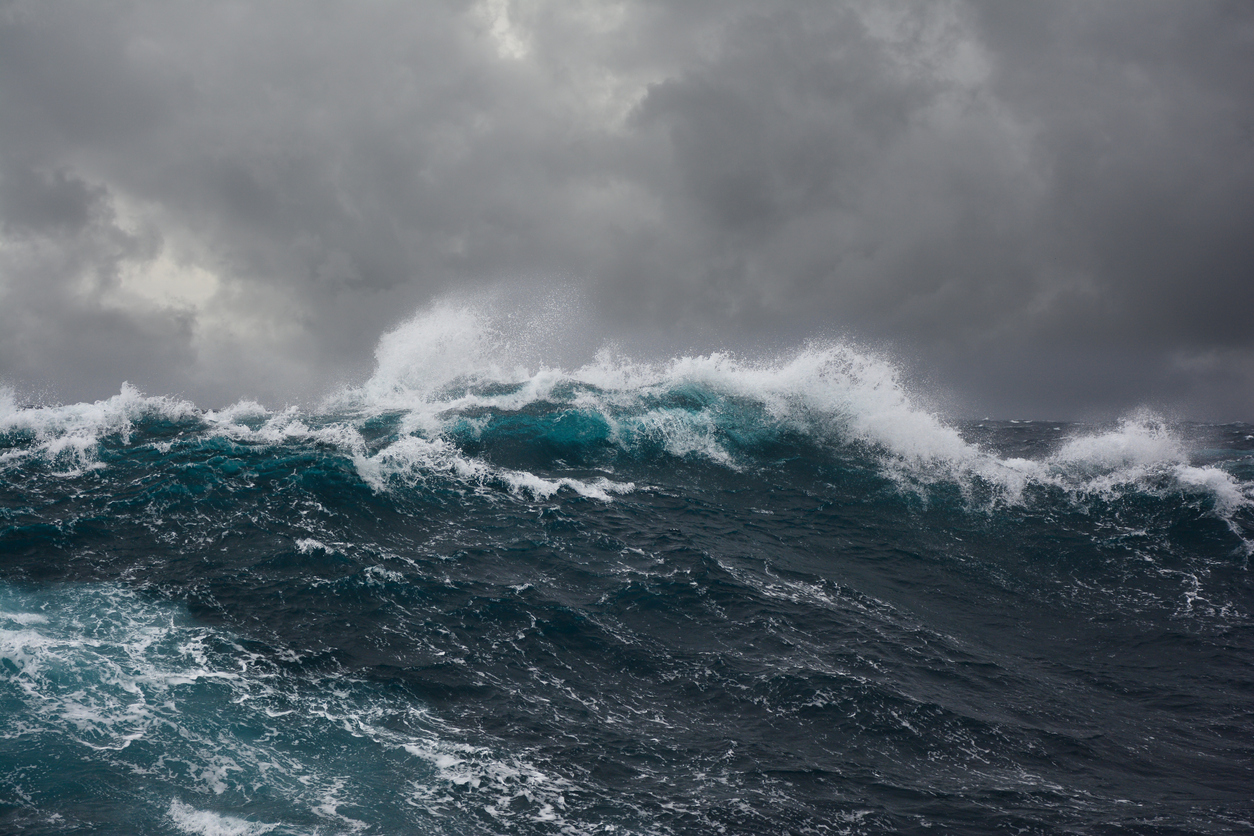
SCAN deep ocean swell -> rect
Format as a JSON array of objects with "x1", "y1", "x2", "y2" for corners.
[{"x1": 2, "y1": 304, "x2": 1253, "y2": 834}]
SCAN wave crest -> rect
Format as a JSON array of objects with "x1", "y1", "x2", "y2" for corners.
[{"x1": 2, "y1": 302, "x2": 1250, "y2": 538}]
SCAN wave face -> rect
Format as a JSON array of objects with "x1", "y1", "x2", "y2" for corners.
[{"x1": 2, "y1": 303, "x2": 1253, "y2": 834}]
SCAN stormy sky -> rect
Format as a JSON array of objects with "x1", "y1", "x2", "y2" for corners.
[{"x1": 1, "y1": 0, "x2": 1251, "y2": 419}]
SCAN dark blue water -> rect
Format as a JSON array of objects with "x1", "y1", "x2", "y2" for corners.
[{"x1": 3, "y1": 307, "x2": 1252, "y2": 834}]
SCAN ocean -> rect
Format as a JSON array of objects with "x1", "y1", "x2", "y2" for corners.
[{"x1": 2, "y1": 304, "x2": 1252, "y2": 835}]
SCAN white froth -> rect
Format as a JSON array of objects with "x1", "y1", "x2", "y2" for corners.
[
  {"x1": 361, "y1": 301, "x2": 532, "y2": 407},
  {"x1": 203, "y1": 400, "x2": 269, "y2": 425},
  {"x1": 3, "y1": 301, "x2": 1249, "y2": 523},
  {"x1": 1174, "y1": 465, "x2": 1248, "y2": 516},
  {"x1": 352, "y1": 432, "x2": 633, "y2": 500},
  {"x1": 295, "y1": 538, "x2": 335, "y2": 555},
  {"x1": 1051, "y1": 412, "x2": 1185, "y2": 469},
  {"x1": 0, "y1": 383, "x2": 198, "y2": 470},
  {"x1": 402, "y1": 737, "x2": 575, "y2": 825},
  {"x1": 345, "y1": 313, "x2": 983, "y2": 481},
  {"x1": 0, "y1": 610, "x2": 49, "y2": 625},
  {"x1": 167, "y1": 799, "x2": 278, "y2": 836},
  {"x1": 263, "y1": 302, "x2": 1254, "y2": 525}
]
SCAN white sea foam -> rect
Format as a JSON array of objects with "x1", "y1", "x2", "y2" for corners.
[
  {"x1": 294, "y1": 538, "x2": 335, "y2": 555},
  {"x1": 332, "y1": 303, "x2": 981, "y2": 479},
  {"x1": 0, "y1": 382, "x2": 198, "y2": 470},
  {"x1": 402, "y1": 737, "x2": 576, "y2": 825},
  {"x1": 339, "y1": 302, "x2": 1250, "y2": 529},
  {"x1": 167, "y1": 799, "x2": 278, "y2": 836},
  {"x1": 2, "y1": 300, "x2": 1249, "y2": 524},
  {"x1": 336, "y1": 304, "x2": 985, "y2": 475}
]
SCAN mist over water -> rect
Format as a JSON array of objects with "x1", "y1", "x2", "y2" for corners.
[{"x1": 2, "y1": 299, "x2": 1252, "y2": 834}]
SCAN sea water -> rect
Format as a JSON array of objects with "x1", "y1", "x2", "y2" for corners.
[{"x1": 2, "y1": 303, "x2": 1251, "y2": 834}]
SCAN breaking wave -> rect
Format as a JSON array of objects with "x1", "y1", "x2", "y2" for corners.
[{"x1": 3, "y1": 301, "x2": 1250, "y2": 538}]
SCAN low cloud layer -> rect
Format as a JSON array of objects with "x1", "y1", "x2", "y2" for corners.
[{"x1": 1, "y1": 0, "x2": 1251, "y2": 418}]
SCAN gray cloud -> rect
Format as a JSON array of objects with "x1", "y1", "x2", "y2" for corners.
[{"x1": 0, "y1": 0, "x2": 1250, "y2": 418}]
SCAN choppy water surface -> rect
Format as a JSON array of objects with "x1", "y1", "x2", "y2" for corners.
[{"x1": 3, "y1": 305, "x2": 1252, "y2": 834}]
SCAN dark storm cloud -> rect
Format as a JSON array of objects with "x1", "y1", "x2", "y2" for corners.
[
  {"x1": 959, "y1": 0, "x2": 1254, "y2": 416},
  {"x1": 0, "y1": 1, "x2": 1250, "y2": 417}
]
